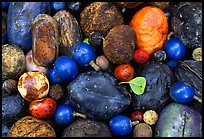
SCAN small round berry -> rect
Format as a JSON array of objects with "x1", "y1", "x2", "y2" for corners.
[
  {"x1": 133, "y1": 49, "x2": 149, "y2": 64},
  {"x1": 143, "y1": 110, "x2": 158, "y2": 125}
]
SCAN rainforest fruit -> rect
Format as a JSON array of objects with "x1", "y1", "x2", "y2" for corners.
[
  {"x1": 47, "y1": 67, "x2": 63, "y2": 84},
  {"x1": 114, "y1": 64, "x2": 135, "y2": 82},
  {"x1": 54, "y1": 56, "x2": 78, "y2": 81},
  {"x1": 17, "y1": 71, "x2": 49, "y2": 102},
  {"x1": 109, "y1": 115, "x2": 132, "y2": 136},
  {"x1": 129, "y1": 6, "x2": 168, "y2": 55},
  {"x1": 29, "y1": 98, "x2": 56, "y2": 119},
  {"x1": 32, "y1": 14, "x2": 59, "y2": 67},
  {"x1": 103, "y1": 25, "x2": 136, "y2": 64},
  {"x1": 133, "y1": 49, "x2": 149, "y2": 64},
  {"x1": 133, "y1": 123, "x2": 153, "y2": 137},
  {"x1": 165, "y1": 38, "x2": 186, "y2": 61},
  {"x1": 170, "y1": 81, "x2": 195, "y2": 104},
  {"x1": 80, "y1": 2, "x2": 124, "y2": 37}
]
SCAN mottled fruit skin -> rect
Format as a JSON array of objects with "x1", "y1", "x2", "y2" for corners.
[
  {"x1": 143, "y1": 110, "x2": 158, "y2": 125},
  {"x1": 26, "y1": 50, "x2": 48, "y2": 74},
  {"x1": 155, "y1": 103, "x2": 202, "y2": 137},
  {"x1": 71, "y1": 42, "x2": 96, "y2": 66},
  {"x1": 80, "y1": 2, "x2": 124, "y2": 37},
  {"x1": 17, "y1": 71, "x2": 49, "y2": 102},
  {"x1": 165, "y1": 38, "x2": 186, "y2": 61},
  {"x1": 103, "y1": 25, "x2": 136, "y2": 64},
  {"x1": 133, "y1": 123, "x2": 152, "y2": 137},
  {"x1": 53, "y1": 10, "x2": 82, "y2": 56},
  {"x1": 2, "y1": 44, "x2": 26, "y2": 80},
  {"x1": 54, "y1": 56, "x2": 78, "y2": 81},
  {"x1": 88, "y1": 31, "x2": 104, "y2": 47},
  {"x1": 153, "y1": 50, "x2": 166, "y2": 62},
  {"x1": 147, "y1": 2, "x2": 169, "y2": 9},
  {"x1": 29, "y1": 98, "x2": 56, "y2": 119},
  {"x1": 54, "y1": 104, "x2": 74, "y2": 126},
  {"x1": 114, "y1": 64, "x2": 135, "y2": 82},
  {"x1": 7, "y1": 116, "x2": 56, "y2": 137},
  {"x1": 116, "y1": 2, "x2": 143, "y2": 8},
  {"x1": 7, "y1": 2, "x2": 51, "y2": 53},
  {"x1": 32, "y1": 14, "x2": 59, "y2": 67},
  {"x1": 48, "y1": 84, "x2": 64, "y2": 101},
  {"x1": 109, "y1": 115, "x2": 132, "y2": 136},
  {"x1": 2, "y1": 79, "x2": 17, "y2": 96},
  {"x1": 67, "y1": 2, "x2": 83, "y2": 15},
  {"x1": 47, "y1": 67, "x2": 63, "y2": 84},
  {"x1": 133, "y1": 49, "x2": 149, "y2": 64},
  {"x1": 170, "y1": 81, "x2": 195, "y2": 104},
  {"x1": 62, "y1": 118, "x2": 112, "y2": 137}
]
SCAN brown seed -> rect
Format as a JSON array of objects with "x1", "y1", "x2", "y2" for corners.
[
  {"x1": 2, "y1": 79, "x2": 18, "y2": 95},
  {"x1": 133, "y1": 123, "x2": 153, "y2": 137},
  {"x1": 48, "y1": 84, "x2": 64, "y2": 101}
]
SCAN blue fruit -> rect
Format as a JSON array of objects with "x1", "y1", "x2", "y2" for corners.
[
  {"x1": 47, "y1": 67, "x2": 63, "y2": 84},
  {"x1": 54, "y1": 56, "x2": 78, "y2": 81},
  {"x1": 109, "y1": 115, "x2": 132, "y2": 136},
  {"x1": 50, "y1": 2, "x2": 67, "y2": 13},
  {"x1": 170, "y1": 81, "x2": 195, "y2": 104},
  {"x1": 54, "y1": 104, "x2": 74, "y2": 126},
  {"x1": 165, "y1": 38, "x2": 186, "y2": 61},
  {"x1": 72, "y1": 42, "x2": 96, "y2": 66},
  {"x1": 7, "y1": 2, "x2": 51, "y2": 53},
  {"x1": 2, "y1": 17, "x2": 7, "y2": 46},
  {"x1": 166, "y1": 60, "x2": 178, "y2": 69}
]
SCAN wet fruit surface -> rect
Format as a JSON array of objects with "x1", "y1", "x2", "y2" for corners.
[
  {"x1": 29, "y1": 98, "x2": 56, "y2": 119},
  {"x1": 114, "y1": 64, "x2": 135, "y2": 82}
]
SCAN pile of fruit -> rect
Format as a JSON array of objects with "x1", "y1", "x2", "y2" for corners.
[{"x1": 2, "y1": 2, "x2": 202, "y2": 137}]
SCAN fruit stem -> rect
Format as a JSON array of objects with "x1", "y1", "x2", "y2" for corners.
[
  {"x1": 167, "y1": 31, "x2": 174, "y2": 40},
  {"x1": 193, "y1": 95, "x2": 202, "y2": 103},
  {"x1": 73, "y1": 112, "x2": 87, "y2": 119},
  {"x1": 131, "y1": 120, "x2": 139, "y2": 126},
  {"x1": 89, "y1": 60, "x2": 100, "y2": 71}
]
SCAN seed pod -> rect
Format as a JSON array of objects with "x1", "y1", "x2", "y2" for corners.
[
  {"x1": 2, "y1": 44, "x2": 26, "y2": 80},
  {"x1": 32, "y1": 14, "x2": 59, "y2": 67},
  {"x1": 17, "y1": 71, "x2": 49, "y2": 102},
  {"x1": 80, "y1": 2, "x2": 124, "y2": 37},
  {"x1": 95, "y1": 55, "x2": 109, "y2": 71},
  {"x1": 53, "y1": 10, "x2": 83, "y2": 56},
  {"x1": 192, "y1": 47, "x2": 202, "y2": 61},
  {"x1": 103, "y1": 25, "x2": 136, "y2": 64},
  {"x1": 133, "y1": 123, "x2": 153, "y2": 137},
  {"x1": 143, "y1": 110, "x2": 158, "y2": 125}
]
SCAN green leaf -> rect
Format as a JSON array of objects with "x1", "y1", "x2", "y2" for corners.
[
  {"x1": 83, "y1": 38, "x2": 89, "y2": 44},
  {"x1": 119, "y1": 77, "x2": 146, "y2": 95}
]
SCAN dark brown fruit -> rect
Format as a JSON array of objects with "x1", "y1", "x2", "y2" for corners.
[
  {"x1": 53, "y1": 10, "x2": 83, "y2": 56},
  {"x1": 2, "y1": 79, "x2": 17, "y2": 95},
  {"x1": 115, "y1": 2, "x2": 144, "y2": 8},
  {"x1": 48, "y1": 84, "x2": 64, "y2": 101},
  {"x1": 103, "y1": 25, "x2": 136, "y2": 64},
  {"x1": 133, "y1": 123, "x2": 153, "y2": 137},
  {"x1": 147, "y1": 2, "x2": 170, "y2": 9},
  {"x1": 80, "y1": 2, "x2": 124, "y2": 37},
  {"x1": 62, "y1": 118, "x2": 112, "y2": 137}
]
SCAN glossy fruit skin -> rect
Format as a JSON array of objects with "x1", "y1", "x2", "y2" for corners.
[
  {"x1": 54, "y1": 104, "x2": 74, "y2": 126},
  {"x1": 54, "y1": 56, "x2": 78, "y2": 81},
  {"x1": 109, "y1": 115, "x2": 132, "y2": 136},
  {"x1": 133, "y1": 49, "x2": 149, "y2": 64},
  {"x1": 50, "y1": 2, "x2": 67, "y2": 13},
  {"x1": 114, "y1": 64, "x2": 134, "y2": 82},
  {"x1": 170, "y1": 81, "x2": 195, "y2": 103},
  {"x1": 67, "y1": 2, "x2": 83, "y2": 15},
  {"x1": 29, "y1": 98, "x2": 57, "y2": 119},
  {"x1": 165, "y1": 38, "x2": 186, "y2": 61},
  {"x1": 47, "y1": 67, "x2": 63, "y2": 84},
  {"x1": 71, "y1": 42, "x2": 96, "y2": 66},
  {"x1": 131, "y1": 111, "x2": 143, "y2": 122}
]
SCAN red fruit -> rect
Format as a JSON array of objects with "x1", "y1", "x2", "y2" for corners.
[
  {"x1": 133, "y1": 49, "x2": 149, "y2": 64},
  {"x1": 29, "y1": 98, "x2": 56, "y2": 119},
  {"x1": 131, "y1": 111, "x2": 143, "y2": 122},
  {"x1": 114, "y1": 64, "x2": 135, "y2": 82}
]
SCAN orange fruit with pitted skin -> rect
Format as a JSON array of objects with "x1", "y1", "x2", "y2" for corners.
[{"x1": 129, "y1": 6, "x2": 168, "y2": 55}]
